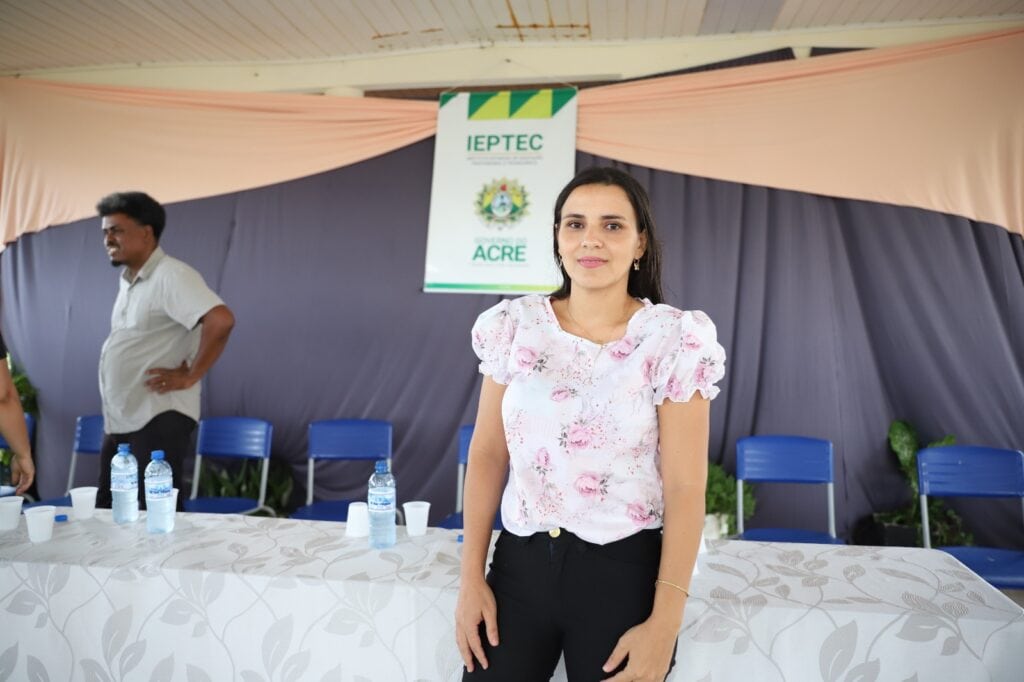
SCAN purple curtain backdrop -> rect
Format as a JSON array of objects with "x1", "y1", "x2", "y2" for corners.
[{"x1": 2, "y1": 139, "x2": 1023, "y2": 546}]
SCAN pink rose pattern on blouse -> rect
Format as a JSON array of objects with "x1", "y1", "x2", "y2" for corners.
[{"x1": 470, "y1": 295, "x2": 726, "y2": 544}]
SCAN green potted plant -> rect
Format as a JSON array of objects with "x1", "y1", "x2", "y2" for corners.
[
  {"x1": 197, "y1": 457, "x2": 294, "y2": 517},
  {"x1": 705, "y1": 461, "x2": 755, "y2": 539},
  {"x1": 853, "y1": 420, "x2": 973, "y2": 547}
]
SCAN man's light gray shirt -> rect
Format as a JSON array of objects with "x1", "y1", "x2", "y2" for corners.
[{"x1": 99, "y1": 247, "x2": 223, "y2": 433}]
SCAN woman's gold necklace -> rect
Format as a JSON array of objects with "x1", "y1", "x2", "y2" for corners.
[{"x1": 564, "y1": 302, "x2": 631, "y2": 346}]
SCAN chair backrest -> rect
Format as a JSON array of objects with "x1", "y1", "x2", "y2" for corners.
[
  {"x1": 190, "y1": 417, "x2": 273, "y2": 501},
  {"x1": 305, "y1": 419, "x2": 393, "y2": 505},
  {"x1": 198, "y1": 417, "x2": 274, "y2": 459},
  {"x1": 736, "y1": 435, "x2": 836, "y2": 537},
  {"x1": 457, "y1": 424, "x2": 473, "y2": 466},
  {"x1": 0, "y1": 412, "x2": 34, "y2": 450},
  {"x1": 67, "y1": 415, "x2": 104, "y2": 493},
  {"x1": 917, "y1": 445, "x2": 1024, "y2": 548},
  {"x1": 737, "y1": 435, "x2": 834, "y2": 483},
  {"x1": 309, "y1": 419, "x2": 392, "y2": 461},
  {"x1": 455, "y1": 424, "x2": 474, "y2": 513}
]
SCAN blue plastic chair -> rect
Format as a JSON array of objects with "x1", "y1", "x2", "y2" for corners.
[
  {"x1": 736, "y1": 435, "x2": 844, "y2": 544},
  {"x1": 27, "y1": 415, "x2": 104, "y2": 508},
  {"x1": 917, "y1": 445, "x2": 1024, "y2": 589},
  {"x1": 186, "y1": 417, "x2": 274, "y2": 516},
  {"x1": 291, "y1": 419, "x2": 392, "y2": 522},
  {"x1": 66, "y1": 415, "x2": 104, "y2": 493},
  {"x1": 437, "y1": 424, "x2": 502, "y2": 531},
  {"x1": 438, "y1": 425, "x2": 474, "y2": 529}
]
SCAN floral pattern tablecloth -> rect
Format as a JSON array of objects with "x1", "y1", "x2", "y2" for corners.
[
  {"x1": 1, "y1": 511, "x2": 1021, "y2": 681},
  {"x1": 678, "y1": 540, "x2": 1023, "y2": 682}
]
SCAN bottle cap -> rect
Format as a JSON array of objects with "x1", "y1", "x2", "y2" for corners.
[
  {"x1": 151, "y1": 450, "x2": 165, "y2": 460},
  {"x1": 55, "y1": 514, "x2": 69, "y2": 522},
  {"x1": 117, "y1": 443, "x2": 130, "y2": 452},
  {"x1": 375, "y1": 459, "x2": 389, "y2": 474}
]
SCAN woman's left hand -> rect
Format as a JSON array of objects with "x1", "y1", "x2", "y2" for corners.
[
  {"x1": 602, "y1": 618, "x2": 677, "y2": 682},
  {"x1": 11, "y1": 451, "x2": 35, "y2": 495}
]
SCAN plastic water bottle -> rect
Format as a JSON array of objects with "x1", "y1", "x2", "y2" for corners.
[
  {"x1": 110, "y1": 443, "x2": 139, "y2": 524},
  {"x1": 368, "y1": 459, "x2": 396, "y2": 549},
  {"x1": 144, "y1": 450, "x2": 175, "y2": 533}
]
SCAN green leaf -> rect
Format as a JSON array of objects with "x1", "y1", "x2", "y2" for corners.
[
  {"x1": 705, "y1": 461, "x2": 755, "y2": 535},
  {"x1": 925, "y1": 435, "x2": 956, "y2": 449},
  {"x1": 887, "y1": 420, "x2": 918, "y2": 479},
  {"x1": 196, "y1": 454, "x2": 294, "y2": 516},
  {"x1": 882, "y1": 419, "x2": 971, "y2": 548}
]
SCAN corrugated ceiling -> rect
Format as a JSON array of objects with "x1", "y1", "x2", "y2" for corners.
[{"x1": 1, "y1": 0, "x2": 1022, "y2": 74}]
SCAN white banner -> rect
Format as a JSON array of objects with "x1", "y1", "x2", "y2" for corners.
[{"x1": 423, "y1": 88, "x2": 577, "y2": 294}]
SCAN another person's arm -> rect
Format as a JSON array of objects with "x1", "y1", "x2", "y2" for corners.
[
  {"x1": 146, "y1": 304, "x2": 235, "y2": 393},
  {"x1": 454, "y1": 376, "x2": 510, "y2": 673},
  {"x1": 603, "y1": 396, "x2": 710, "y2": 682},
  {"x1": 0, "y1": 361, "x2": 34, "y2": 494}
]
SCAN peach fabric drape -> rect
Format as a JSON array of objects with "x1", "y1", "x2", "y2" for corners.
[
  {"x1": 577, "y1": 28, "x2": 1024, "y2": 236},
  {"x1": 0, "y1": 79, "x2": 436, "y2": 246},
  {"x1": 1, "y1": 28, "x2": 1021, "y2": 247}
]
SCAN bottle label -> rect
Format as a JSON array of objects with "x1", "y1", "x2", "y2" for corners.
[
  {"x1": 112, "y1": 472, "x2": 137, "y2": 491},
  {"x1": 368, "y1": 489, "x2": 395, "y2": 512}
]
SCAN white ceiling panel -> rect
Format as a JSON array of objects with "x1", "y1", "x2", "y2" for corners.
[{"x1": 0, "y1": 0, "x2": 1021, "y2": 74}]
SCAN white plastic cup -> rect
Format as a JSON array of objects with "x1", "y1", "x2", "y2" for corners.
[
  {"x1": 24, "y1": 505, "x2": 56, "y2": 542},
  {"x1": 346, "y1": 502, "x2": 369, "y2": 538},
  {"x1": 403, "y1": 501, "x2": 430, "y2": 537},
  {"x1": 0, "y1": 496, "x2": 23, "y2": 531},
  {"x1": 69, "y1": 486, "x2": 99, "y2": 520}
]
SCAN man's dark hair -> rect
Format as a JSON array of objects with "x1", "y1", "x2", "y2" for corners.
[
  {"x1": 96, "y1": 192, "x2": 166, "y2": 241},
  {"x1": 550, "y1": 166, "x2": 665, "y2": 304}
]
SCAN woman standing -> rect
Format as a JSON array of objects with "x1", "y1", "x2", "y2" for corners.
[{"x1": 455, "y1": 167, "x2": 726, "y2": 681}]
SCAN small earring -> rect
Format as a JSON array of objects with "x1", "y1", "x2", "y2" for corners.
[{"x1": 633, "y1": 258, "x2": 640, "y2": 271}]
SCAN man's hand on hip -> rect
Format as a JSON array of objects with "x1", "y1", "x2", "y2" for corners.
[{"x1": 145, "y1": 361, "x2": 192, "y2": 393}]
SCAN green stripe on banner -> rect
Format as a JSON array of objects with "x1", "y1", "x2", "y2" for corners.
[
  {"x1": 551, "y1": 88, "x2": 576, "y2": 117},
  {"x1": 468, "y1": 91, "x2": 511, "y2": 120},
  {"x1": 511, "y1": 90, "x2": 549, "y2": 119},
  {"x1": 466, "y1": 88, "x2": 576, "y2": 120},
  {"x1": 424, "y1": 282, "x2": 554, "y2": 292},
  {"x1": 439, "y1": 92, "x2": 458, "y2": 108}
]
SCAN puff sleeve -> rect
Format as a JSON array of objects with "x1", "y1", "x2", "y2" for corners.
[
  {"x1": 652, "y1": 310, "x2": 726, "y2": 404},
  {"x1": 471, "y1": 299, "x2": 516, "y2": 385}
]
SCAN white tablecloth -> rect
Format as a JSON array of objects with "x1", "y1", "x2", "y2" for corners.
[
  {"x1": 1, "y1": 511, "x2": 1021, "y2": 681},
  {"x1": 1, "y1": 510, "x2": 465, "y2": 682},
  {"x1": 680, "y1": 540, "x2": 1023, "y2": 682}
]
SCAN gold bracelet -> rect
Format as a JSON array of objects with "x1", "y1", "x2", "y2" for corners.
[{"x1": 655, "y1": 578, "x2": 690, "y2": 597}]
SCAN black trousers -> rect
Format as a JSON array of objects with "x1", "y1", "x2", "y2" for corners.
[
  {"x1": 464, "y1": 528, "x2": 675, "y2": 682},
  {"x1": 97, "y1": 410, "x2": 195, "y2": 512}
]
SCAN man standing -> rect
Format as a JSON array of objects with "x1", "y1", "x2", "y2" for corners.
[
  {"x1": 97, "y1": 192, "x2": 234, "y2": 510},
  {"x1": 0, "y1": 330, "x2": 34, "y2": 495}
]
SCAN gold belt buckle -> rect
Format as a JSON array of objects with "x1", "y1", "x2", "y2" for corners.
[{"x1": 548, "y1": 528, "x2": 561, "y2": 538}]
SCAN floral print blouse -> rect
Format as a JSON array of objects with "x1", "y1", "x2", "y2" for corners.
[{"x1": 471, "y1": 295, "x2": 726, "y2": 544}]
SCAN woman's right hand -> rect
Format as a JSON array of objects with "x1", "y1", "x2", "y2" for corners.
[{"x1": 455, "y1": 575, "x2": 499, "y2": 672}]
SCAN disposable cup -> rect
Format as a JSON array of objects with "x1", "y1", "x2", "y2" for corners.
[
  {"x1": 403, "y1": 501, "x2": 430, "y2": 537},
  {"x1": 346, "y1": 502, "x2": 369, "y2": 538},
  {"x1": 69, "y1": 486, "x2": 99, "y2": 520},
  {"x1": 24, "y1": 505, "x2": 56, "y2": 542},
  {"x1": 0, "y1": 496, "x2": 23, "y2": 531}
]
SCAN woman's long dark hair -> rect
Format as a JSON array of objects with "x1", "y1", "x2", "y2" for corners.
[{"x1": 550, "y1": 166, "x2": 664, "y2": 304}]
